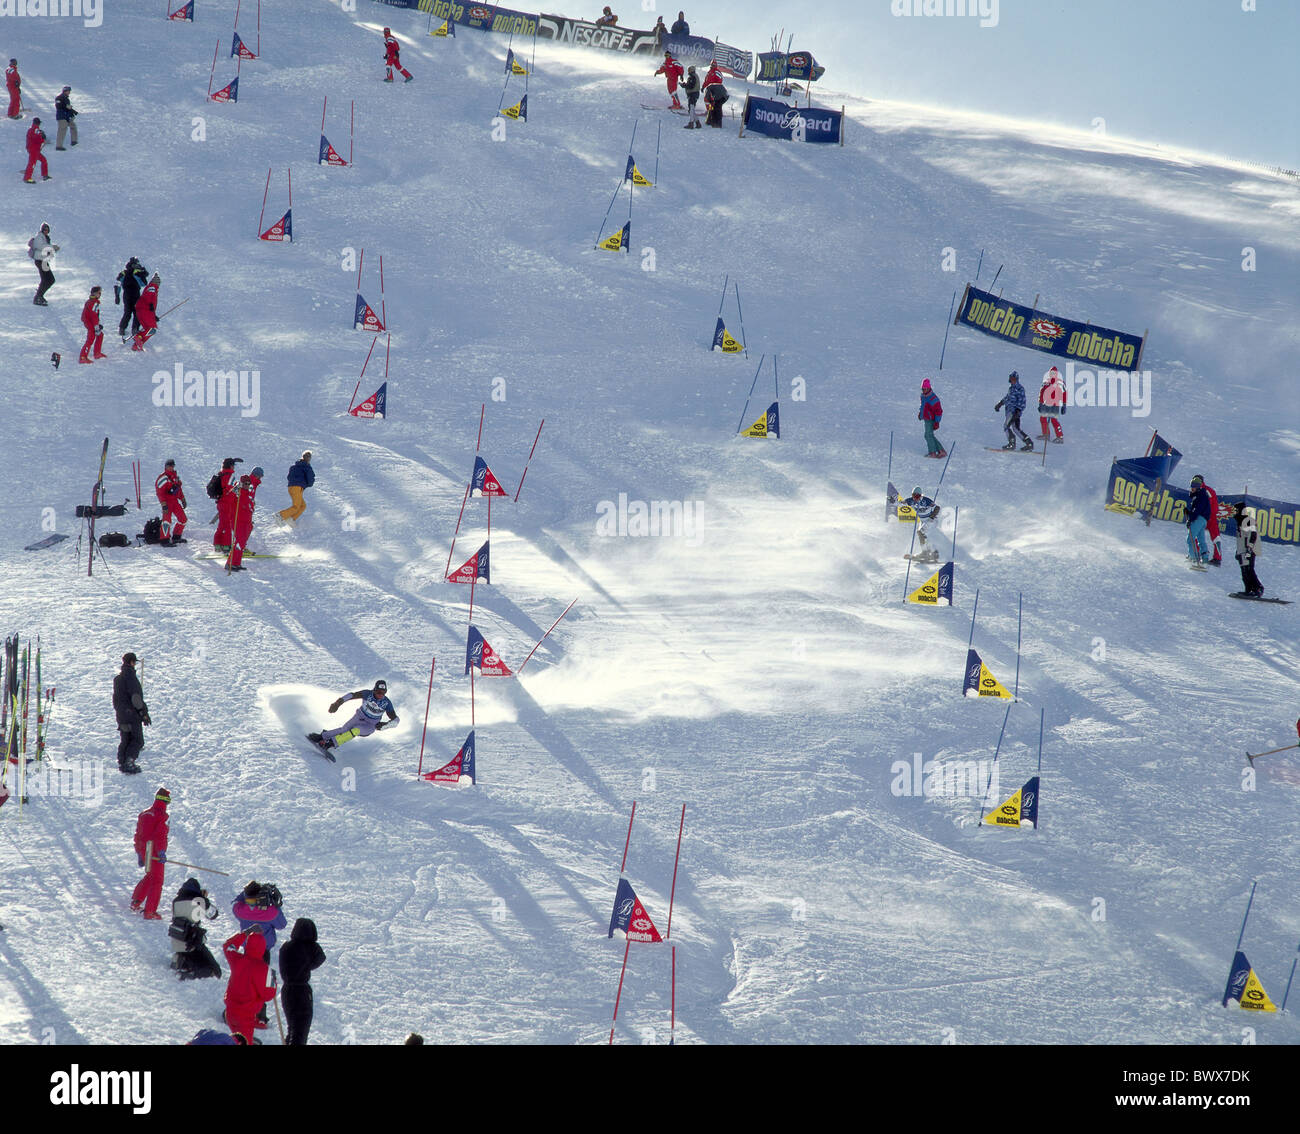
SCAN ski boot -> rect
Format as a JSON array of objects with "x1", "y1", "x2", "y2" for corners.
[
  {"x1": 1001, "y1": 440, "x2": 1015, "y2": 450},
  {"x1": 1021, "y1": 440, "x2": 1034, "y2": 451}
]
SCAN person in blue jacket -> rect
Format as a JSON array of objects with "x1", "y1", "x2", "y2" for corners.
[
  {"x1": 994, "y1": 370, "x2": 1033, "y2": 450},
  {"x1": 1186, "y1": 474, "x2": 1213, "y2": 564},
  {"x1": 670, "y1": 10, "x2": 689, "y2": 34},
  {"x1": 232, "y1": 881, "x2": 287, "y2": 949},
  {"x1": 278, "y1": 449, "x2": 315, "y2": 526},
  {"x1": 309, "y1": 680, "x2": 399, "y2": 758}
]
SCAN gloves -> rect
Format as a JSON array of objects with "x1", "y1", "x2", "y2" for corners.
[
  {"x1": 375, "y1": 720, "x2": 387, "y2": 730},
  {"x1": 1038, "y1": 404, "x2": 1046, "y2": 413},
  {"x1": 328, "y1": 698, "x2": 343, "y2": 713},
  {"x1": 251, "y1": 466, "x2": 264, "y2": 479},
  {"x1": 114, "y1": 286, "x2": 120, "y2": 304},
  {"x1": 138, "y1": 855, "x2": 145, "y2": 868},
  {"x1": 917, "y1": 412, "x2": 922, "y2": 421},
  {"x1": 932, "y1": 421, "x2": 939, "y2": 430},
  {"x1": 94, "y1": 324, "x2": 102, "y2": 335},
  {"x1": 141, "y1": 712, "x2": 152, "y2": 726},
  {"x1": 1060, "y1": 406, "x2": 1066, "y2": 415},
  {"x1": 157, "y1": 853, "x2": 166, "y2": 863},
  {"x1": 53, "y1": 244, "x2": 60, "y2": 253},
  {"x1": 994, "y1": 400, "x2": 1004, "y2": 412}
]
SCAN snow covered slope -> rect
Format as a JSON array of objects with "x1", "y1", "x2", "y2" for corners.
[{"x1": 1, "y1": 1, "x2": 1298, "y2": 1045}]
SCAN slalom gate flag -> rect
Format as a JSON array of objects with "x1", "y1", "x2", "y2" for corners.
[
  {"x1": 954, "y1": 283, "x2": 1146, "y2": 369},
  {"x1": 505, "y1": 48, "x2": 528, "y2": 74},
  {"x1": 501, "y1": 94, "x2": 527, "y2": 121},
  {"x1": 608, "y1": 877, "x2": 663, "y2": 943},
  {"x1": 598, "y1": 221, "x2": 630, "y2": 253},
  {"x1": 887, "y1": 481, "x2": 909, "y2": 521},
  {"x1": 259, "y1": 211, "x2": 291, "y2": 242},
  {"x1": 907, "y1": 563, "x2": 954, "y2": 606},
  {"x1": 354, "y1": 294, "x2": 385, "y2": 332},
  {"x1": 429, "y1": 18, "x2": 455, "y2": 38},
  {"x1": 471, "y1": 456, "x2": 507, "y2": 497},
  {"x1": 712, "y1": 318, "x2": 742, "y2": 353},
  {"x1": 1223, "y1": 952, "x2": 1277, "y2": 1011},
  {"x1": 422, "y1": 730, "x2": 476, "y2": 785},
  {"x1": 448, "y1": 540, "x2": 490, "y2": 584},
  {"x1": 963, "y1": 648, "x2": 1011, "y2": 699},
  {"x1": 319, "y1": 135, "x2": 347, "y2": 166},
  {"x1": 350, "y1": 382, "x2": 387, "y2": 419},
  {"x1": 741, "y1": 402, "x2": 779, "y2": 438},
  {"x1": 232, "y1": 31, "x2": 256, "y2": 60},
  {"x1": 168, "y1": 0, "x2": 194, "y2": 20},
  {"x1": 211, "y1": 77, "x2": 238, "y2": 103},
  {"x1": 465, "y1": 625, "x2": 512, "y2": 676},
  {"x1": 624, "y1": 156, "x2": 652, "y2": 187},
  {"x1": 983, "y1": 775, "x2": 1039, "y2": 828}
]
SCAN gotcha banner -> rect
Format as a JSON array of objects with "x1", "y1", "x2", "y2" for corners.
[
  {"x1": 955, "y1": 284, "x2": 1147, "y2": 369},
  {"x1": 419, "y1": 0, "x2": 539, "y2": 34},
  {"x1": 741, "y1": 96, "x2": 844, "y2": 144}
]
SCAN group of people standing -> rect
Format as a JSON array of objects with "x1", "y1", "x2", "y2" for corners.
[
  {"x1": 654, "y1": 54, "x2": 728, "y2": 129},
  {"x1": 11, "y1": 57, "x2": 82, "y2": 184}
]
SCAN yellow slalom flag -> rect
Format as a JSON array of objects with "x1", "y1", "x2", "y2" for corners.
[
  {"x1": 501, "y1": 98, "x2": 526, "y2": 121},
  {"x1": 511, "y1": 59, "x2": 529, "y2": 75},
  {"x1": 430, "y1": 19, "x2": 451, "y2": 37},
  {"x1": 896, "y1": 503, "x2": 918, "y2": 523},
  {"x1": 629, "y1": 164, "x2": 651, "y2": 188},
  {"x1": 1239, "y1": 968, "x2": 1278, "y2": 1012},
  {"x1": 963, "y1": 649, "x2": 1012, "y2": 699},
  {"x1": 598, "y1": 221, "x2": 630, "y2": 252}
]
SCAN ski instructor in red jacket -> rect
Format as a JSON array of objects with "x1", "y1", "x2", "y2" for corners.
[
  {"x1": 224, "y1": 930, "x2": 277, "y2": 1044},
  {"x1": 79, "y1": 286, "x2": 106, "y2": 363},
  {"x1": 131, "y1": 787, "x2": 171, "y2": 919},
  {"x1": 383, "y1": 28, "x2": 412, "y2": 82},
  {"x1": 155, "y1": 458, "x2": 188, "y2": 545},
  {"x1": 131, "y1": 273, "x2": 160, "y2": 350},
  {"x1": 654, "y1": 52, "x2": 684, "y2": 109}
]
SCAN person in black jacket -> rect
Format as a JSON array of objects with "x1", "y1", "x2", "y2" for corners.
[
  {"x1": 112, "y1": 652, "x2": 150, "y2": 775},
  {"x1": 682, "y1": 65, "x2": 701, "y2": 129},
  {"x1": 169, "y1": 878, "x2": 222, "y2": 980},
  {"x1": 54, "y1": 86, "x2": 77, "y2": 150},
  {"x1": 114, "y1": 257, "x2": 149, "y2": 341},
  {"x1": 704, "y1": 81, "x2": 728, "y2": 128},
  {"x1": 279, "y1": 918, "x2": 326, "y2": 1045}
]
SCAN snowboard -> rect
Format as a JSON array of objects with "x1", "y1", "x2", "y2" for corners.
[
  {"x1": 195, "y1": 553, "x2": 285, "y2": 560},
  {"x1": 305, "y1": 734, "x2": 337, "y2": 762},
  {"x1": 1188, "y1": 563, "x2": 1208, "y2": 572},
  {"x1": 23, "y1": 533, "x2": 70, "y2": 551},
  {"x1": 1228, "y1": 592, "x2": 1290, "y2": 604},
  {"x1": 984, "y1": 446, "x2": 1037, "y2": 454}
]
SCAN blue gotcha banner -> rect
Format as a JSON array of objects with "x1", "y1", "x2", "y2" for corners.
[
  {"x1": 741, "y1": 95, "x2": 843, "y2": 144},
  {"x1": 422, "y1": 0, "x2": 539, "y2": 35},
  {"x1": 956, "y1": 283, "x2": 1147, "y2": 369}
]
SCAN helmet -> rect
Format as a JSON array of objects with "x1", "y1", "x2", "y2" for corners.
[
  {"x1": 911, "y1": 486, "x2": 923, "y2": 497},
  {"x1": 373, "y1": 680, "x2": 388, "y2": 694},
  {"x1": 165, "y1": 459, "x2": 176, "y2": 469},
  {"x1": 383, "y1": 26, "x2": 390, "y2": 34},
  {"x1": 1190, "y1": 474, "x2": 1204, "y2": 488},
  {"x1": 1009, "y1": 371, "x2": 1019, "y2": 381}
]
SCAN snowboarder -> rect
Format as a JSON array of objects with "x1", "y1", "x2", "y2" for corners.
[
  {"x1": 994, "y1": 371, "x2": 1033, "y2": 450},
  {"x1": 703, "y1": 79, "x2": 728, "y2": 128},
  {"x1": 903, "y1": 486, "x2": 941, "y2": 560},
  {"x1": 78, "y1": 286, "x2": 107, "y2": 364},
  {"x1": 169, "y1": 877, "x2": 222, "y2": 980},
  {"x1": 130, "y1": 273, "x2": 160, "y2": 351},
  {"x1": 232, "y1": 881, "x2": 288, "y2": 950},
  {"x1": 223, "y1": 930, "x2": 276, "y2": 1045},
  {"x1": 5, "y1": 59, "x2": 20, "y2": 119},
  {"x1": 115, "y1": 257, "x2": 149, "y2": 341},
  {"x1": 54, "y1": 86, "x2": 77, "y2": 149},
  {"x1": 212, "y1": 457, "x2": 242, "y2": 551},
  {"x1": 277, "y1": 450, "x2": 315, "y2": 526},
  {"x1": 382, "y1": 28, "x2": 413, "y2": 83},
  {"x1": 655, "y1": 52, "x2": 684, "y2": 109},
  {"x1": 1232, "y1": 501, "x2": 1263, "y2": 597},
  {"x1": 29, "y1": 222, "x2": 57, "y2": 305},
  {"x1": 919, "y1": 378, "x2": 945, "y2": 458},
  {"x1": 130, "y1": 787, "x2": 170, "y2": 919},
  {"x1": 595, "y1": 6, "x2": 619, "y2": 27},
  {"x1": 279, "y1": 917, "x2": 326, "y2": 1045},
  {"x1": 1037, "y1": 366, "x2": 1066, "y2": 443},
  {"x1": 682, "y1": 65, "x2": 701, "y2": 129},
  {"x1": 227, "y1": 467, "x2": 263, "y2": 571},
  {"x1": 23, "y1": 117, "x2": 50, "y2": 183},
  {"x1": 309, "y1": 680, "x2": 400, "y2": 756},
  {"x1": 155, "y1": 459, "x2": 188, "y2": 545},
  {"x1": 1185, "y1": 474, "x2": 1213, "y2": 565},
  {"x1": 671, "y1": 10, "x2": 690, "y2": 35},
  {"x1": 113, "y1": 651, "x2": 150, "y2": 775}
]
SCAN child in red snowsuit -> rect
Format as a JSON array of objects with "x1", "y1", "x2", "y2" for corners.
[
  {"x1": 383, "y1": 29, "x2": 412, "y2": 82},
  {"x1": 654, "y1": 53, "x2": 684, "y2": 109},
  {"x1": 223, "y1": 930, "x2": 277, "y2": 1044},
  {"x1": 227, "y1": 469, "x2": 263, "y2": 570},
  {"x1": 131, "y1": 274, "x2": 160, "y2": 350},
  {"x1": 131, "y1": 788, "x2": 171, "y2": 919},
  {"x1": 24, "y1": 118, "x2": 49, "y2": 182},
  {"x1": 155, "y1": 459, "x2": 188, "y2": 544},
  {"x1": 79, "y1": 287, "x2": 106, "y2": 363}
]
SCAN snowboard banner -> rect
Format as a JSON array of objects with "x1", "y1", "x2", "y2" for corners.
[
  {"x1": 662, "y1": 33, "x2": 752, "y2": 78},
  {"x1": 741, "y1": 96, "x2": 844, "y2": 144},
  {"x1": 607, "y1": 877, "x2": 663, "y2": 942},
  {"x1": 955, "y1": 284, "x2": 1147, "y2": 369},
  {"x1": 421, "y1": 1, "x2": 537, "y2": 35},
  {"x1": 907, "y1": 563, "x2": 954, "y2": 606}
]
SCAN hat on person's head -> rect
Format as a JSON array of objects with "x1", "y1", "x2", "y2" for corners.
[
  {"x1": 921, "y1": 379, "x2": 931, "y2": 391},
  {"x1": 40, "y1": 223, "x2": 50, "y2": 234},
  {"x1": 122, "y1": 652, "x2": 138, "y2": 666},
  {"x1": 155, "y1": 788, "x2": 171, "y2": 804},
  {"x1": 62, "y1": 85, "x2": 70, "y2": 92},
  {"x1": 32, "y1": 117, "x2": 40, "y2": 125},
  {"x1": 301, "y1": 450, "x2": 312, "y2": 461},
  {"x1": 374, "y1": 679, "x2": 388, "y2": 694},
  {"x1": 165, "y1": 459, "x2": 175, "y2": 469}
]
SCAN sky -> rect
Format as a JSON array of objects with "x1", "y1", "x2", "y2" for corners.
[{"x1": 668, "y1": 0, "x2": 1298, "y2": 169}]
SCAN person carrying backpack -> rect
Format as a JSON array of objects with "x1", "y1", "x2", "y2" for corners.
[
  {"x1": 704, "y1": 80, "x2": 728, "y2": 128},
  {"x1": 115, "y1": 257, "x2": 149, "y2": 341},
  {"x1": 169, "y1": 878, "x2": 222, "y2": 980}
]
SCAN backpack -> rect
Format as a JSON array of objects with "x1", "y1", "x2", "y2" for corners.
[
  {"x1": 99, "y1": 532, "x2": 129, "y2": 548},
  {"x1": 142, "y1": 517, "x2": 163, "y2": 544},
  {"x1": 205, "y1": 473, "x2": 223, "y2": 500}
]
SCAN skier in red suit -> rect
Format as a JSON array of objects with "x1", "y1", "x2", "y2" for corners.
[
  {"x1": 223, "y1": 930, "x2": 277, "y2": 1044},
  {"x1": 79, "y1": 286, "x2": 107, "y2": 363},
  {"x1": 5, "y1": 59, "x2": 20, "y2": 119},
  {"x1": 213, "y1": 458, "x2": 241, "y2": 551},
  {"x1": 1204, "y1": 479, "x2": 1224, "y2": 567},
  {"x1": 131, "y1": 788, "x2": 171, "y2": 919},
  {"x1": 227, "y1": 468, "x2": 263, "y2": 571},
  {"x1": 24, "y1": 118, "x2": 49, "y2": 183},
  {"x1": 131, "y1": 273, "x2": 160, "y2": 350},
  {"x1": 383, "y1": 28, "x2": 412, "y2": 83},
  {"x1": 702, "y1": 60, "x2": 723, "y2": 91},
  {"x1": 654, "y1": 52, "x2": 684, "y2": 109},
  {"x1": 155, "y1": 459, "x2": 188, "y2": 544}
]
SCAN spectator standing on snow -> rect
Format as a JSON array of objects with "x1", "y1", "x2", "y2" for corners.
[
  {"x1": 919, "y1": 378, "x2": 945, "y2": 458},
  {"x1": 595, "y1": 6, "x2": 619, "y2": 27},
  {"x1": 1233, "y1": 501, "x2": 1263, "y2": 598},
  {"x1": 212, "y1": 457, "x2": 242, "y2": 551},
  {"x1": 5, "y1": 59, "x2": 19, "y2": 119},
  {"x1": 279, "y1": 918, "x2": 326, "y2": 1045},
  {"x1": 994, "y1": 370, "x2": 1033, "y2": 451},
  {"x1": 1186, "y1": 474, "x2": 1213, "y2": 565},
  {"x1": 131, "y1": 787, "x2": 171, "y2": 919},
  {"x1": 671, "y1": 11, "x2": 690, "y2": 35},
  {"x1": 278, "y1": 450, "x2": 315, "y2": 526},
  {"x1": 704, "y1": 80, "x2": 728, "y2": 128},
  {"x1": 223, "y1": 930, "x2": 276, "y2": 1045},
  {"x1": 682, "y1": 66, "x2": 701, "y2": 129},
  {"x1": 227, "y1": 468, "x2": 263, "y2": 571},
  {"x1": 113, "y1": 651, "x2": 150, "y2": 775},
  {"x1": 115, "y1": 256, "x2": 149, "y2": 341},
  {"x1": 24, "y1": 117, "x2": 50, "y2": 183},
  {"x1": 29, "y1": 222, "x2": 57, "y2": 305},
  {"x1": 1038, "y1": 366, "x2": 1066, "y2": 443},
  {"x1": 654, "y1": 52, "x2": 684, "y2": 110},
  {"x1": 1203, "y1": 477, "x2": 1224, "y2": 566},
  {"x1": 155, "y1": 458, "x2": 188, "y2": 545},
  {"x1": 79, "y1": 286, "x2": 107, "y2": 364},
  {"x1": 54, "y1": 86, "x2": 77, "y2": 149},
  {"x1": 131, "y1": 273, "x2": 161, "y2": 351},
  {"x1": 383, "y1": 28, "x2": 413, "y2": 83}
]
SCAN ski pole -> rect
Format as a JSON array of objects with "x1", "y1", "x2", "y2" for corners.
[
  {"x1": 1246, "y1": 741, "x2": 1300, "y2": 763},
  {"x1": 162, "y1": 858, "x2": 230, "y2": 876},
  {"x1": 157, "y1": 297, "x2": 191, "y2": 322}
]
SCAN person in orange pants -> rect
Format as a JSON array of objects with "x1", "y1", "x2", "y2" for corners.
[
  {"x1": 79, "y1": 286, "x2": 107, "y2": 363},
  {"x1": 131, "y1": 788, "x2": 170, "y2": 919},
  {"x1": 227, "y1": 468, "x2": 263, "y2": 571},
  {"x1": 278, "y1": 451, "x2": 314, "y2": 525}
]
